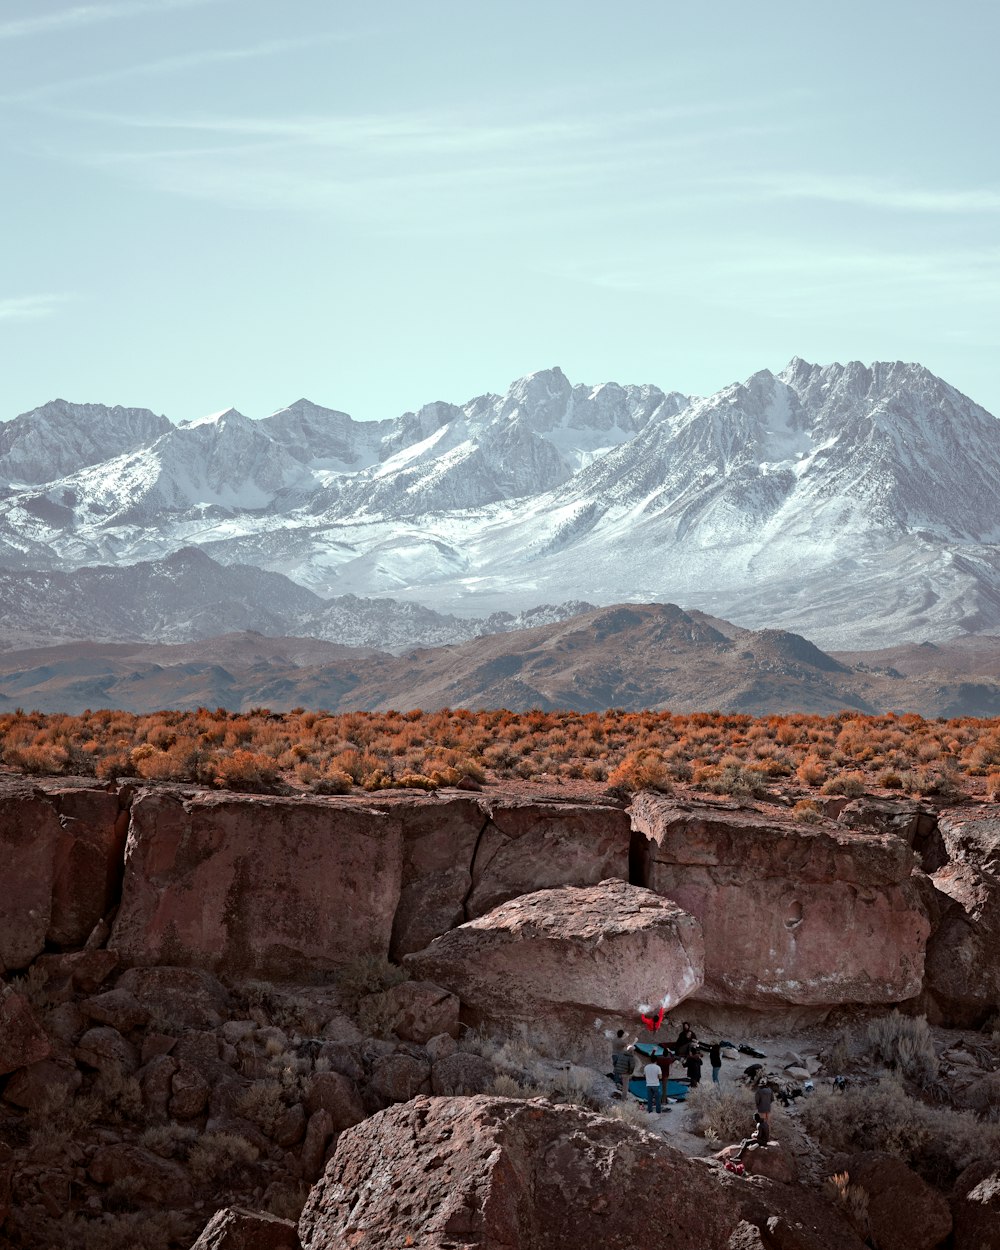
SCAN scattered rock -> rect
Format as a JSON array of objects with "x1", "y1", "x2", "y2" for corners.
[
  {"x1": 0, "y1": 987, "x2": 51, "y2": 1076},
  {"x1": 170, "y1": 1060, "x2": 210, "y2": 1118},
  {"x1": 75, "y1": 1025, "x2": 138, "y2": 1077},
  {"x1": 299, "y1": 1109, "x2": 334, "y2": 1184},
  {"x1": 430, "y1": 1051, "x2": 497, "y2": 1096},
  {"x1": 369, "y1": 1053, "x2": 432, "y2": 1103},
  {"x1": 139, "y1": 1053, "x2": 178, "y2": 1117},
  {"x1": 719, "y1": 1143, "x2": 799, "y2": 1184},
  {"x1": 3, "y1": 1055, "x2": 81, "y2": 1111},
  {"x1": 303, "y1": 1072, "x2": 366, "y2": 1133},
  {"x1": 425, "y1": 1032, "x2": 457, "y2": 1063},
  {"x1": 191, "y1": 1206, "x2": 301, "y2": 1249},
  {"x1": 116, "y1": 965, "x2": 231, "y2": 1030},
  {"x1": 89, "y1": 1144, "x2": 192, "y2": 1206},
  {"x1": 80, "y1": 987, "x2": 149, "y2": 1032},
  {"x1": 315, "y1": 1041, "x2": 363, "y2": 1082},
  {"x1": 376, "y1": 980, "x2": 460, "y2": 1043}
]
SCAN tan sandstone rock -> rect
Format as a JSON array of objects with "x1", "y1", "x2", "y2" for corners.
[
  {"x1": 109, "y1": 791, "x2": 402, "y2": 977},
  {"x1": 298, "y1": 1094, "x2": 744, "y2": 1250},
  {"x1": 404, "y1": 879, "x2": 703, "y2": 1050},
  {"x1": 630, "y1": 794, "x2": 930, "y2": 1011}
]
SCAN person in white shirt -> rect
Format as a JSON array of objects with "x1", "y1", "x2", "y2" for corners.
[{"x1": 643, "y1": 1059, "x2": 663, "y2": 1114}]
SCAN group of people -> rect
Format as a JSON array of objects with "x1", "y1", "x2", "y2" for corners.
[{"x1": 612, "y1": 1020, "x2": 725, "y2": 1114}]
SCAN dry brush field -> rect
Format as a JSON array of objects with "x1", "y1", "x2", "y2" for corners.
[{"x1": 3, "y1": 706, "x2": 1000, "y2": 804}]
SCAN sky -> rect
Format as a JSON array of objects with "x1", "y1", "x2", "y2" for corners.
[{"x1": 1, "y1": 0, "x2": 998, "y2": 424}]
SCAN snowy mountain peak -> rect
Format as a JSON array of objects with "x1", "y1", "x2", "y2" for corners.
[
  {"x1": 2, "y1": 360, "x2": 1000, "y2": 651},
  {"x1": 0, "y1": 399, "x2": 171, "y2": 485},
  {"x1": 179, "y1": 407, "x2": 247, "y2": 429}
]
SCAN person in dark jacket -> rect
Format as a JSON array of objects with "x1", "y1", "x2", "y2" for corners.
[
  {"x1": 734, "y1": 1113, "x2": 770, "y2": 1160},
  {"x1": 685, "y1": 1046, "x2": 703, "y2": 1088},
  {"x1": 709, "y1": 1042, "x2": 722, "y2": 1085},
  {"x1": 674, "y1": 1022, "x2": 696, "y2": 1058}
]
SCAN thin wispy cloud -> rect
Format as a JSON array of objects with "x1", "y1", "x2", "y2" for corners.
[
  {"x1": 0, "y1": 294, "x2": 74, "y2": 320},
  {"x1": 4, "y1": 32, "x2": 360, "y2": 103},
  {"x1": 756, "y1": 174, "x2": 1000, "y2": 214},
  {"x1": 0, "y1": 0, "x2": 227, "y2": 41},
  {"x1": 36, "y1": 98, "x2": 791, "y2": 228}
]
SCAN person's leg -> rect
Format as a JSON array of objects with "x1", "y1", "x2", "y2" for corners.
[
  {"x1": 621, "y1": 1070, "x2": 631, "y2": 1099},
  {"x1": 653, "y1": 1087, "x2": 661, "y2": 1113},
  {"x1": 646, "y1": 1087, "x2": 655, "y2": 1113},
  {"x1": 712, "y1": 1066, "x2": 721, "y2": 1085}
]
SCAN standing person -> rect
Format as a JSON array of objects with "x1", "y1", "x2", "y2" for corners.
[
  {"x1": 685, "y1": 1045, "x2": 703, "y2": 1088},
  {"x1": 643, "y1": 1056, "x2": 663, "y2": 1114},
  {"x1": 755, "y1": 1082, "x2": 774, "y2": 1123},
  {"x1": 654, "y1": 1048, "x2": 674, "y2": 1106},
  {"x1": 611, "y1": 1030, "x2": 634, "y2": 1099},
  {"x1": 709, "y1": 1042, "x2": 723, "y2": 1085},
  {"x1": 674, "y1": 1022, "x2": 696, "y2": 1059}
]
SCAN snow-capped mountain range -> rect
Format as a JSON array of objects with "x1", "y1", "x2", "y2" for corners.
[{"x1": 2, "y1": 359, "x2": 999, "y2": 649}]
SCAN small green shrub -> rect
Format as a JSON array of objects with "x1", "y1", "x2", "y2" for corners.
[
  {"x1": 685, "y1": 1086, "x2": 757, "y2": 1143},
  {"x1": 188, "y1": 1131, "x2": 259, "y2": 1180},
  {"x1": 864, "y1": 1011, "x2": 938, "y2": 1085},
  {"x1": 337, "y1": 954, "x2": 408, "y2": 1012}
]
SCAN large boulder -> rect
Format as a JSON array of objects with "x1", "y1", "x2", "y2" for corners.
[
  {"x1": 404, "y1": 880, "x2": 703, "y2": 1055},
  {"x1": 192, "y1": 1207, "x2": 300, "y2": 1249},
  {"x1": 298, "y1": 1095, "x2": 744, "y2": 1250},
  {"x1": 923, "y1": 809, "x2": 1000, "y2": 1026},
  {"x1": 116, "y1": 965, "x2": 231, "y2": 1030},
  {"x1": 0, "y1": 781, "x2": 62, "y2": 971},
  {"x1": 109, "y1": 792, "x2": 403, "y2": 977},
  {"x1": 951, "y1": 1162, "x2": 1000, "y2": 1250},
  {"x1": 840, "y1": 1153, "x2": 952, "y2": 1250},
  {"x1": 630, "y1": 795, "x2": 930, "y2": 1012}
]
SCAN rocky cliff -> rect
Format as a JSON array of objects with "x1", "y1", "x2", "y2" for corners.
[{"x1": 2, "y1": 775, "x2": 999, "y2": 1248}]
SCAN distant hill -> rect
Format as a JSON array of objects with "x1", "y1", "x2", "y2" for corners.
[{"x1": 2, "y1": 603, "x2": 1000, "y2": 716}]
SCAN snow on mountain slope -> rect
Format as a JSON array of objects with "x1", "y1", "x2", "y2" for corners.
[
  {"x1": 0, "y1": 400, "x2": 171, "y2": 485},
  {"x1": 1, "y1": 359, "x2": 1000, "y2": 650}
]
